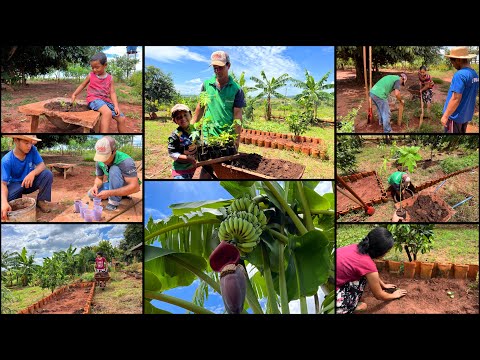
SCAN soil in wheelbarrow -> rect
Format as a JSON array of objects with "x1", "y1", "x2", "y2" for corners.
[
  {"x1": 404, "y1": 194, "x2": 449, "y2": 222},
  {"x1": 230, "y1": 153, "x2": 305, "y2": 179},
  {"x1": 33, "y1": 286, "x2": 92, "y2": 314},
  {"x1": 44, "y1": 101, "x2": 90, "y2": 112},
  {"x1": 359, "y1": 272, "x2": 479, "y2": 314},
  {"x1": 337, "y1": 175, "x2": 384, "y2": 212}
]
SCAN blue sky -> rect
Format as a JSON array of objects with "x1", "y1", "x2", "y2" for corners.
[
  {"x1": 145, "y1": 46, "x2": 334, "y2": 96},
  {"x1": 145, "y1": 181, "x2": 332, "y2": 314},
  {"x1": 103, "y1": 46, "x2": 143, "y2": 72},
  {"x1": 1, "y1": 224, "x2": 126, "y2": 265}
]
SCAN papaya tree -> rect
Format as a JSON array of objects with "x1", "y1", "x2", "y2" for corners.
[{"x1": 145, "y1": 181, "x2": 335, "y2": 314}]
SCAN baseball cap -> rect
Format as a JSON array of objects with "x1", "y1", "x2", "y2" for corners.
[
  {"x1": 94, "y1": 136, "x2": 117, "y2": 162},
  {"x1": 210, "y1": 51, "x2": 230, "y2": 66},
  {"x1": 171, "y1": 104, "x2": 191, "y2": 118},
  {"x1": 400, "y1": 73, "x2": 407, "y2": 84}
]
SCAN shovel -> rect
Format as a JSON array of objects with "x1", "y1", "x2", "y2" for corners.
[
  {"x1": 419, "y1": 94, "x2": 424, "y2": 128},
  {"x1": 336, "y1": 175, "x2": 375, "y2": 216},
  {"x1": 397, "y1": 101, "x2": 404, "y2": 126}
]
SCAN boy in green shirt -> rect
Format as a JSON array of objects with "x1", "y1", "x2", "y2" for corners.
[{"x1": 388, "y1": 171, "x2": 410, "y2": 199}]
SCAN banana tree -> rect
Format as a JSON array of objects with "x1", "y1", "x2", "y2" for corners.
[{"x1": 145, "y1": 181, "x2": 335, "y2": 314}]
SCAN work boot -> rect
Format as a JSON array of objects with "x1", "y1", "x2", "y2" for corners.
[{"x1": 36, "y1": 200, "x2": 52, "y2": 213}]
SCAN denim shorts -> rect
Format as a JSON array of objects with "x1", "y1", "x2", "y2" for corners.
[{"x1": 88, "y1": 99, "x2": 124, "y2": 117}]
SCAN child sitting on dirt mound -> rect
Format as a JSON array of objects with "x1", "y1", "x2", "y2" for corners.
[
  {"x1": 71, "y1": 52, "x2": 126, "y2": 133},
  {"x1": 336, "y1": 227, "x2": 407, "y2": 314},
  {"x1": 95, "y1": 252, "x2": 108, "y2": 273},
  {"x1": 167, "y1": 104, "x2": 198, "y2": 179}
]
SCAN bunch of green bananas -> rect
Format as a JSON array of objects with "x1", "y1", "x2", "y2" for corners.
[{"x1": 218, "y1": 197, "x2": 267, "y2": 254}]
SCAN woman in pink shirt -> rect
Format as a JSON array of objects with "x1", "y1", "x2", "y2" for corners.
[
  {"x1": 72, "y1": 52, "x2": 126, "y2": 133},
  {"x1": 336, "y1": 227, "x2": 407, "y2": 314}
]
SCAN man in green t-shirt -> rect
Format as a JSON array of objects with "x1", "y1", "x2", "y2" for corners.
[
  {"x1": 370, "y1": 73, "x2": 407, "y2": 133},
  {"x1": 387, "y1": 171, "x2": 411, "y2": 199},
  {"x1": 192, "y1": 50, "x2": 246, "y2": 179},
  {"x1": 88, "y1": 136, "x2": 140, "y2": 211}
]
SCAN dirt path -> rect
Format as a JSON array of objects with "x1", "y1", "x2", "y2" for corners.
[
  {"x1": 336, "y1": 70, "x2": 479, "y2": 133},
  {"x1": 1, "y1": 81, "x2": 142, "y2": 133},
  {"x1": 33, "y1": 285, "x2": 91, "y2": 314},
  {"x1": 1, "y1": 155, "x2": 142, "y2": 223},
  {"x1": 359, "y1": 273, "x2": 479, "y2": 314}
]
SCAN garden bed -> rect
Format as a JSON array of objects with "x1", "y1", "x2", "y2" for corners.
[
  {"x1": 225, "y1": 153, "x2": 305, "y2": 179},
  {"x1": 359, "y1": 272, "x2": 478, "y2": 314},
  {"x1": 337, "y1": 171, "x2": 386, "y2": 214},
  {"x1": 18, "y1": 281, "x2": 95, "y2": 314}
]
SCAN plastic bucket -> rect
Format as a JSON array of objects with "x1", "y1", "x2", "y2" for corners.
[{"x1": 7, "y1": 198, "x2": 36, "y2": 222}]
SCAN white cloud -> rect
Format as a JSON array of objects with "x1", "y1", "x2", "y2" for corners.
[
  {"x1": 289, "y1": 288, "x2": 325, "y2": 314},
  {"x1": 223, "y1": 46, "x2": 300, "y2": 89},
  {"x1": 206, "y1": 304, "x2": 225, "y2": 314},
  {"x1": 103, "y1": 46, "x2": 143, "y2": 72},
  {"x1": 146, "y1": 46, "x2": 209, "y2": 64},
  {"x1": 1, "y1": 224, "x2": 127, "y2": 265},
  {"x1": 186, "y1": 78, "x2": 202, "y2": 84},
  {"x1": 145, "y1": 208, "x2": 167, "y2": 220},
  {"x1": 315, "y1": 181, "x2": 333, "y2": 195}
]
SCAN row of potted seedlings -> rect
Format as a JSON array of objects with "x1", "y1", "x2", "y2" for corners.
[
  {"x1": 241, "y1": 128, "x2": 324, "y2": 144},
  {"x1": 240, "y1": 134, "x2": 328, "y2": 159},
  {"x1": 374, "y1": 259, "x2": 479, "y2": 280},
  {"x1": 18, "y1": 281, "x2": 95, "y2": 314},
  {"x1": 414, "y1": 165, "x2": 479, "y2": 192}
]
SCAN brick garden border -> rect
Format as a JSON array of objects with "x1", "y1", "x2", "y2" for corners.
[{"x1": 17, "y1": 281, "x2": 95, "y2": 314}]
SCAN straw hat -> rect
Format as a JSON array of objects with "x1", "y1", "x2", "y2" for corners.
[
  {"x1": 3, "y1": 135, "x2": 42, "y2": 142},
  {"x1": 444, "y1": 47, "x2": 477, "y2": 59}
]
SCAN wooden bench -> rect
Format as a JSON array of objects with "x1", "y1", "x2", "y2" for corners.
[
  {"x1": 18, "y1": 97, "x2": 101, "y2": 133},
  {"x1": 46, "y1": 163, "x2": 77, "y2": 180}
]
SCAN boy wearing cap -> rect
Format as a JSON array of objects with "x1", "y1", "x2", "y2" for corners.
[
  {"x1": 441, "y1": 47, "x2": 479, "y2": 133},
  {"x1": 370, "y1": 74, "x2": 407, "y2": 133},
  {"x1": 192, "y1": 50, "x2": 246, "y2": 178},
  {"x1": 1, "y1": 135, "x2": 54, "y2": 220},
  {"x1": 88, "y1": 136, "x2": 140, "y2": 211},
  {"x1": 168, "y1": 104, "x2": 197, "y2": 179},
  {"x1": 387, "y1": 171, "x2": 411, "y2": 200}
]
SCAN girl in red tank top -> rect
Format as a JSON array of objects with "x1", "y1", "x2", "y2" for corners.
[{"x1": 71, "y1": 51, "x2": 126, "y2": 132}]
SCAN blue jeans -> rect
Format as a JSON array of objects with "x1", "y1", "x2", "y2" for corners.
[
  {"x1": 7, "y1": 169, "x2": 53, "y2": 202},
  {"x1": 88, "y1": 99, "x2": 124, "y2": 118},
  {"x1": 87, "y1": 165, "x2": 126, "y2": 206},
  {"x1": 370, "y1": 92, "x2": 392, "y2": 133}
]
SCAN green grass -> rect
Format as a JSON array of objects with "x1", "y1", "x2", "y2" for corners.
[
  {"x1": 145, "y1": 120, "x2": 334, "y2": 179},
  {"x1": 6, "y1": 285, "x2": 50, "y2": 313},
  {"x1": 440, "y1": 152, "x2": 479, "y2": 173},
  {"x1": 125, "y1": 111, "x2": 142, "y2": 120},
  {"x1": 432, "y1": 77, "x2": 445, "y2": 84},
  {"x1": 337, "y1": 224, "x2": 479, "y2": 264},
  {"x1": 1, "y1": 92, "x2": 13, "y2": 101},
  {"x1": 17, "y1": 96, "x2": 38, "y2": 106},
  {"x1": 91, "y1": 270, "x2": 142, "y2": 314},
  {"x1": 115, "y1": 83, "x2": 142, "y2": 106}
]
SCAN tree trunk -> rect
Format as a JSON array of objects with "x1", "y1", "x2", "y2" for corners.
[{"x1": 267, "y1": 95, "x2": 271, "y2": 121}]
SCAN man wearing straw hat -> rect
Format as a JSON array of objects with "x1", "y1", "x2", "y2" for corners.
[
  {"x1": 442, "y1": 46, "x2": 479, "y2": 133},
  {"x1": 1, "y1": 135, "x2": 53, "y2": 220}
]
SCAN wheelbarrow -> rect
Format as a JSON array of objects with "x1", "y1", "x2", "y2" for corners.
[
  {"x1": 393, "y1": 190, "x2": 472, "y2": 222},
  {"x1": 94, "y1": 271, "x2": 110, "y2": 290}
]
